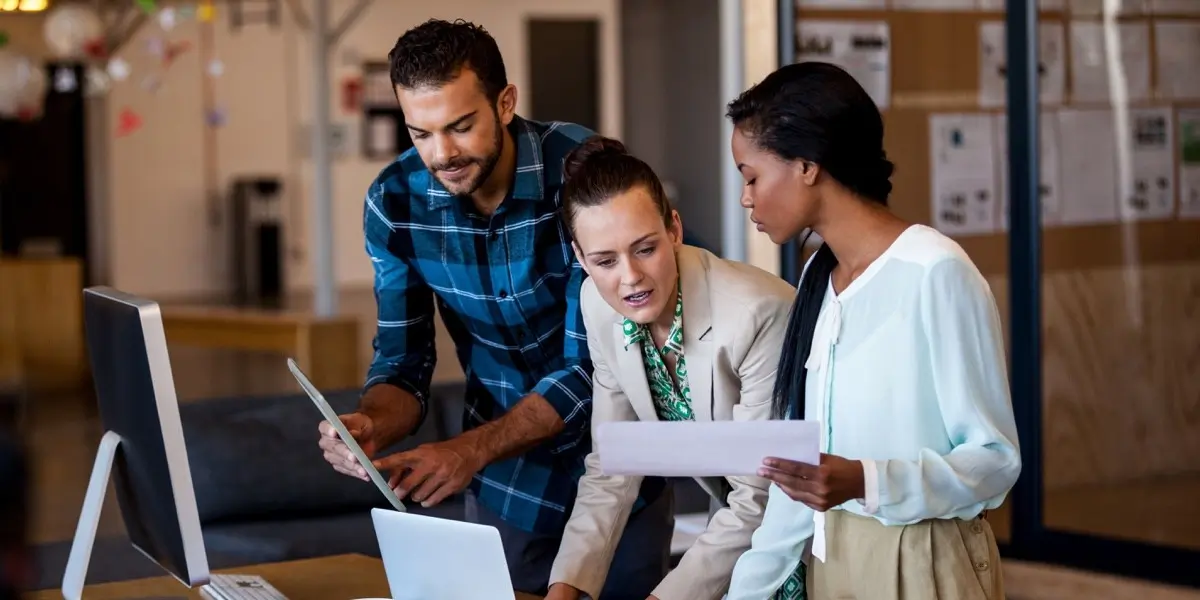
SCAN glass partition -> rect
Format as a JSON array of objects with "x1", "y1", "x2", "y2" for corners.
[{"x1": 777, "y1": 0, "x2": 1199, "y2": 586}]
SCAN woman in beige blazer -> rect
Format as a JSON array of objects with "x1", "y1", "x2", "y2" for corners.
[{"x1": 544, "y1": 136, "x2": 796, "y2": 600}]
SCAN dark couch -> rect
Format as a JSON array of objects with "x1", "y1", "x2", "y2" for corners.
[{"x1": 33, "y1": 382, "x2": 712, "y2": 589}]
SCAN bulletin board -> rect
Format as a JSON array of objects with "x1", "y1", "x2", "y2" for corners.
[{"x1": 792, "y1": 2, "x2": 1200, "y2": 276}]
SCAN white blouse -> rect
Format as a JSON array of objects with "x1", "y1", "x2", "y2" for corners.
[{"x1": 726, "y1": 224, "x2": 1022, "y2": 599}]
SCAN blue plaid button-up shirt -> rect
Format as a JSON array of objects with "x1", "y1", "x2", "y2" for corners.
[{"x1": 362, "y1": 116, "x2": 662, "y2": 534}]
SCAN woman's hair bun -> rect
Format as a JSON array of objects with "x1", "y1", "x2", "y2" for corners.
[{"x1": 563, "y1": 136, "x2": 628, "y2": 181}]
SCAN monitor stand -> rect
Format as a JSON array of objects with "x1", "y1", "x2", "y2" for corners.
[
  {"x1": 60, "y1": 431, "x2": 282, "y2": 600},
  {"x1": 62, "y1": 430, "x2": 123, "y2": 600}
]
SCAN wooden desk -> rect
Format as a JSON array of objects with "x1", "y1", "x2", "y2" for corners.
[
  {"x1": 0, "y1": 258, "x2": 86, "y2": 392},
  {"x1": 26, "y1": 553, "x2": 542, "y2": 600},
  {"x1": 160, "y1": 306, "x2": 361, "y2": 390}
]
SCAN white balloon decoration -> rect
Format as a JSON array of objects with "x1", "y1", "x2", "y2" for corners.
[
  {"x1": 43, "y1": 3, "x2": 104, "y2": 59},
  {"x1": 0, "y1": 48, "x2": 48, "y2": 120}
]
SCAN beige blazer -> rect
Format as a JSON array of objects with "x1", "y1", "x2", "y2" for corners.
[{"x1": 548, "y1": 245, "x2": 796, "y2": 600}]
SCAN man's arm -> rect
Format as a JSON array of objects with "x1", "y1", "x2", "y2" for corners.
[
  {"x1": 359, "y1": 183, "x2": 438, "y2": 448},
  {"x1": 456, "y1": 260, "x2": 594, "y2": 465}
]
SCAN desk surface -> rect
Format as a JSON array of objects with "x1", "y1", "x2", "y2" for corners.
[{"x1": 26, "y1": 553, "x2": 542, "y2": 600}]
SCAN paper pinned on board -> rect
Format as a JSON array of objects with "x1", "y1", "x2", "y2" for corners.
[
  {"x1": 1154, "y1": 21, "x2": 1200, "y2": 100},
  {"x1": 1120, "y1": 107, "x2": 1176, "y2": 221},
  {"x1": 929, "y1": 113, "x2": 999, "y2": 236},
  {"x1": 795, "y1": 20, "x2": 891, "y2": 110},
  {"x1": 1056, "y1": 109, "x2": 1120, "y2": 225},
  {"x1": 796, "y1": 0, "x2": 885, "y2": 8},
  {"x1": 596, "y1": 420, "x2": 821, "y2": 478},
  {"x1": 1177, "y1": 109, "x2": 1200, "y2": 219},
  {"x1": 978, "y1": 21, "x2": 1066, "y2": 108},
  {"x1": 1150, "y1": 0, "x2": 1200, "y2": 14},
  {"x1": 1069, "y1": 21, "x2": 1152, "y2": 103},
  {"x1": 994, "y1": 111, "x2": 1064, "y2": 230}
]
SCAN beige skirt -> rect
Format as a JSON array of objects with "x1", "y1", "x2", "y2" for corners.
[{"x1": 806, "y1": 510, "x2": 1004, "y2": 600}]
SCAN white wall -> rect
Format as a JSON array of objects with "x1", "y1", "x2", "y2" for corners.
[{"x1": 11, "y1": 0, "x2": 621, "y2": 298}]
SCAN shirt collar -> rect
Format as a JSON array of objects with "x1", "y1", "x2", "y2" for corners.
[
  {"x1": 622, "y1": 282, "x2": 685, "y2": 354},
  {"x1": 426, "y1": 115, "x2": 547, "y2": 210}
]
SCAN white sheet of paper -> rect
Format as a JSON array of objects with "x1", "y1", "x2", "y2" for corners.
[
  {"x1": 797, "y1": 0, "x2": 885, "y2": 8},
  {"x1": 994, "y1": 111, "x2": 1064, "y2": 229},
  {"x1": 979, "y1": 21, "x2": 1066, "y2": 108},
  {"x1": 1154, "y1": 21, "x2": 1200, "y2": 100},
  {"x1": 1119, "y1": 107, "x2": 1176, "y2": 221},
  {"x1": 1069, "y1": 21, "x2": 1151, "y2": 103},
  {"x1": 892, "y1": 0, "x2": 975, "y2": 10},
  {"x1": 1178, "y1": 110, "x2": 1200, "y2": 219},
  {"x1": 979, "y1": 0, "x2": 1064, "y2": 10},
  {"x1": 929, "y1": 113, "x2": 999, "y2": 236},
  {"x1": 1151, "y1": 0, "x2": 1200, "y2": 13},
  {"x1": 795, "y1": 21, "x2": 891, "y2": 109},
  {"x1": 1057, "y1": 109, "x2": 1120, "y2": 225},
  {"x1": 595, "y1": 420, "x2": 821, "y2": 477},
  {"x1": 1069, "y1": 0, "x2": 1146, "y2": 14}
]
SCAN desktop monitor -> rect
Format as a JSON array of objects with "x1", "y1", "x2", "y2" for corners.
[{"x1": 65, "y1": 287, "x2": 210, "y2": 597}]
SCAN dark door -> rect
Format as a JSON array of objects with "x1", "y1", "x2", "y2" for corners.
[
  {"x1": 525, "y1": 19, "x2": 599, "y2": 131},
  {"x1": 0, "y1": 62, "x2": 90, "y2": 281}
]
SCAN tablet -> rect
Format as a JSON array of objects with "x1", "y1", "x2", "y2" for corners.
[{"x1": 287, "y1": 358, "x2": 407, "y2": 512}]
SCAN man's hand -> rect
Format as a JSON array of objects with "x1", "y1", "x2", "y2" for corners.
[
  {"x1": 317, "y1": 412, "x2": 378, "y2": 481},
  {"x1": 373, "y1": 438, "x2": 485, "y2": 508},
  {"x1": 758, "y1": 453, "x2": 865, "y2": 512},
  {"x1": 544, "y1": 583, "x2": 583, "y2": 600}
]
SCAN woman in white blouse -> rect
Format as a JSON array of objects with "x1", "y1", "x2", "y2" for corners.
[{"x1": 723, "y1": 62, "x2": 1022, "y2": 600}]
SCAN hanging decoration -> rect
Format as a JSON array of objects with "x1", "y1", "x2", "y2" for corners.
[
  {"x1": 0, "y1": 31, "x2": 9, "y2": 49},
  {"x1": 53, "y1": 66, "x2": 77, "y2": 93},
  {"x1": 0, "y1": 48, "x2": 48, "y2": 121},
  {"x1": 43, "y1": 3, "x2": 105, "y2": 60},
  {"x1": 107, "y1": 57, "x2": 131, "y2": 82},
  {"x1": 136, "y1": 0, "x2": 157, "y2": 14},
  {"x1": 84, "y1": 67, "x2": 110, "y2": 97},
  {"x1": 205, "y1": 106, "x2": 227, "y2": 128},
  {"x1": 197, "y1": 1, "x2": 215, "y2": 23},
  {"x1": 207, "y1": 58, "x2": 224, "y2": 78},
  {"x1": 158, "y1": 7, "x2": 177, "y2": 31},
  {"x1": 116, "y1": 106, "x2": 142, "y2": 136}
]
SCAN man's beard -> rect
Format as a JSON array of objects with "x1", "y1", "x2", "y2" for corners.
[{"x1": 433, "y1": 113, "x2": 504, "y2": 198}]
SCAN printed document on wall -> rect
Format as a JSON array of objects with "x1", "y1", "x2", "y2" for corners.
[
  {"x1": 795, "y1": 21, "x2": 890, "y2": 109},
  {"x1": 1069, "y1": 21, "x2": 1151, "y2": 103},
  {"x1": 1150, "y1": 0, "x2": 1200, "y2": 14},
  {"x1": 796, "y1": 0, "x2": 885, "y2": 8},
  {"x1": 994, "y1": 112, "x2": 1063, "y2": 229},
  {"x1": 1056, "y1": 109, "x2": 1119, "y2": 225},
  {"x1": 979, "y1": 21, "x2": 1066, "y2": 108},
  {"x1": 1154, "y1": 21, "x2": 1200, "y2": 100},
  {"x1": 1179, "y1": 110, "x2": 1200, "y2": 219},
  {"x1": 1069, "y1": 0, "x2": 1146, "y2": 14},
  {"x1": 893, "y1": 0, "x2": 975, "y2": 10},
  {"x1": 929, "y1": 114, "x2": 998, "y2": 236},
  {"x1": 1119, "y1": 107, "x2": 1175, "y2": 221}
]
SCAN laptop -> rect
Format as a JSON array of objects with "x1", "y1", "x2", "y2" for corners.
[{"x1": 371, "y1": 508, "x2": 515, "y2": 600}]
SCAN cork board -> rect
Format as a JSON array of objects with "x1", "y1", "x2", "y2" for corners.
[{"x1": 795, "y1": 6, "x2": 1200, "y2": 277}]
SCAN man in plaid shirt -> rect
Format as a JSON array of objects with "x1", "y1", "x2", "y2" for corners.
[{"x1": 317, "y1": 19, "x2": 673, "y2": 598}]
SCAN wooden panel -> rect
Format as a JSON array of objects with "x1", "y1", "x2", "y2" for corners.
[
  {"x1": 0, "y1": 258, "x2": 86, "y2": 392},
  {"x1": 161, "y1": 306, "x2": 361, "y2": 390}
]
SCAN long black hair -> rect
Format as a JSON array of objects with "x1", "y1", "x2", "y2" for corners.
[{"x1": 726, "y1": 61, "x2": 895, "y2": 420}]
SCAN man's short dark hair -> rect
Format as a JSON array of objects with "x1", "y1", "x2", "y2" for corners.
[{"x1": 388, "y1": 19, "x2": 508, "y2": 103}]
